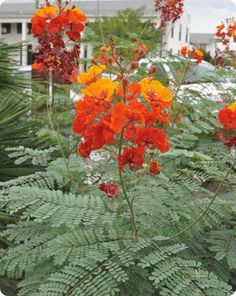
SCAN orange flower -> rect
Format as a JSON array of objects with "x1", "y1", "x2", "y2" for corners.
[
  {"x1": 77, "y1": 64, "x2": 106, "y2": 85},
  {"x1": 66, "y1": 7, "x2": 87, "y2": 23},
  {"x1": 32, "y1": 62, "x2": 43, "y2": 73},
  {"x1": 229, "y1": 101, "x2": 236, "y2": 112},
  {"x1": 116, "y1": 82, "x2": 142, "y2": 101},
  {"x1": 36, "y1": 5, "x2": 58, "y2": 18},
  {"x1": 82, "y1": 78, "x2": 119, "y2": 102},
  {"x1": 140, "y1": 78, "x2": 173, "y2": 105},
  {"x1": 194, "y1": 50, "x2": 203, "y2": 64},
  {"x1": 110, "y1": 102, "x2": 145, "y2": 133}
]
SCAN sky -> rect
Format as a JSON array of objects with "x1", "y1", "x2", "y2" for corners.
[{"x1": 186, "y1": 0, "x2": 236, "y2": 33}]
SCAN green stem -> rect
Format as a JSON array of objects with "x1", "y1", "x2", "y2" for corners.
[
  {"x1": 0, "y1": 214, "x2": 18, "y2": 222},
  {"x1": 119, "y1": 170, "x2": 138, "y2": 240},
  {"x1": 171, "y1": 60, "x2": 192, "y2": 128},
  {"x1": 168, "y1": 160, "x2": 236, "y2": 240},
  {"x1": 118, "y1": 132, "x2": 138, "y2": 240},
  {"x1": 46, "y1": 72, "x2": 73, "y2": 185},
  {"x1": 0, "y1": 236, "x2": 15, "y2": 247}
]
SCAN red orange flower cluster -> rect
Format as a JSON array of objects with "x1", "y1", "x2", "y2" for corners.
[
  {"x1": 218, "y1": 102, "x2": 236, "y2": 130},
  {"x1": 99, "y1": 183, "x2": 120, "y2": 198},
  {"x1": 31, "y1": 1, "x2": 87, "y2": 84},
  {"x1": 216, "y1": 18, "x2": 236, "y2": 47},
  {"x1": 181, "y1": 45, "x2": 203, "y2": 64},
  {"x1": 155, "y1": 0, "x2": 184, "y2": 28},
  {"x1": 73, "y1": 48, "x2": 172, "y2": 174},
  {"x1": 218, "y1": 101, "x2": 236, "y2": 148}
]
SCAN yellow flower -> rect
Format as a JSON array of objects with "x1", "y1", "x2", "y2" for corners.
[
  {"x1": 82, "y1": 78, "x2": 119, "y2": 101},
  {"x1": 195, "y1": 49, "x2": 203, "y2": 57},
  {"x1": 140, "y1": 78, "x2": 172, "y2": 103},
  {"x1": 77, "y1": 65, "x2": 106, "y2": 84},
  {"x1": 99, "y1": 45, "x2": 112, "y2": 52},
  {"x1": 36, "y1": 5, "x2": 58, "y2": 17},
  {"x1": 229, "y1": 101, "x2": 236, "y2": 112}
]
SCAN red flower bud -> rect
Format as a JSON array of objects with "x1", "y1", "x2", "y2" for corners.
[
  {"x1": 131, "y1": 61, "x2": 139, "y2": 70},
  {"x1": 91, "y1": 57, "x2": 97, "y2": 65},
  {"x1": 149, "y1": 160, "x2": 161, "y2": 175},
  {"x1": 149, "y1": 65, "x2": 157, "y2": 74},
  {"x1": 122, "y1": 77, "x2": 129, "y2": 86}
]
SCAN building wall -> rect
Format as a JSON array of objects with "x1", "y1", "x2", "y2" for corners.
[
  {"x1": 165, "y1": 10, "x2": 191, "y2": 55},
  {"x1": 0, "y1": 19, "x2": 37, "y2": 66}
]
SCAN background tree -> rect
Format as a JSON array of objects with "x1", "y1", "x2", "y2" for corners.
[{"x1": 85, "y1": 8, "x2": 160, "y2": 51}]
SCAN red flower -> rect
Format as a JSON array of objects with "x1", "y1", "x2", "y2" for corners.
[
  {"x1": 118, "y1": 146, "x2": 145, "y2": 171},
  {"x1": 99, "y1": 183, "x2": 120, "y2": 198},
  {"x1": 155, "y1": 0, "x2": 184, "y2": 28},
  {"x1": 223, "y1": 136, "x2": 236, "y2": 148},
  {"x1": 134, "y1": 127, "x2": 170, "y2": 153},
  {"x1": 78, "y1": 121, "x2": 115, "y2": 158},
  {"x1": 149, "y1": 160, "x2": 161, "y2": 175},
  {"x1": 31, "y1": 2, "x2": 87, "y2": 84},
  {"x1": 218, "y1": 107, "x2": 236, "y2": 130},
  {"x1": 194, "y1": 50, "x2": 203, "y2": 64},
  {"x1": 66, "y1": 23, "x2": 84, "y2": 41},
  {"x1": 31, "y1": 16, "x2": 46, "y2": 36},
  {"x1": 181, "y1": 46, "x2": 188, "y2": 56},
  {"x1": 78, "y1": 140, "x2": 92, "y2": 158}
]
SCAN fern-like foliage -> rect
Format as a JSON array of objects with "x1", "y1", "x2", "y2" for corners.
[
  {"x1": 0, "y1": 163, "x2": 234, "y2": 296},
  {"x1": 6, "y1": 146, "x2": 58, "y2": 166}
]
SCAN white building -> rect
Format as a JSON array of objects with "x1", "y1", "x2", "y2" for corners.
[
  {"x1": 190, "y1": 33, "x2": 220, "y2": 57},
  {"x1": 0, "y1": 0, "x2": 191, "y2": 66},
  {"x1": 165, "y1": 8, "x2": 191, "y2": 55}
]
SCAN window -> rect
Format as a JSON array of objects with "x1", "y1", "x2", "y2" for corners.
[
  {"x1": 27, "y1": 23, "x2": 32, "y2": 34},
  {"x1": 1, "y1": 23, "x2": 11, "y2": 34},
  {"x1": 179, "y1": 24, "x2": 182, "y2": 41},
  {"x1": 27, "y1": 45, "x2": 33, "y2": 65},
  {"x1": 171, "y1": 24, "x2": 174, "y2": 39},
  {"x1": 186, "y1": 27, "x2": 189, "y2": 43},
  {"x1": 17, "y1": 23, "x2": 22, "y2": 34}
]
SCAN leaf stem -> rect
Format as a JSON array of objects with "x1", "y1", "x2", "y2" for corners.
[
  {"x1": 118, "y1": 132, "x2": 138, "y2": 240},
  {"x1": 168, "y1": 160, "x2": 236, "y2": 240}
]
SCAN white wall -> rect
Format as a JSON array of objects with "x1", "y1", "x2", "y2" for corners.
[
  {"x1": 165, "y1": 10, "x2": 191, "y2": 55},
  {"x1": 0, "y1": 19, "x2": 37, "y2": 66}
]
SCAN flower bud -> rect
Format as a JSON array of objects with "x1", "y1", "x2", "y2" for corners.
[
  {"x1": 131, "y1": 61, "x2": 139, "y2": 70},
  {"x1": 91, "y1": 57, "x2": 97, "y2": 65},
  {"x1": 149, "y1": 65, "x2": 157, "y2": 74},
  {"x1": 122, "y1": 77, "x2": 129, "y2": 86}
]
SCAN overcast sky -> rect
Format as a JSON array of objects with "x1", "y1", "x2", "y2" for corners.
[{"x1": 186, "y1": 0, "x2": 236, "y2": 33}]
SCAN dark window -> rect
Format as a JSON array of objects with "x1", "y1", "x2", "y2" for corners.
[
  {"x1": 171, "y1": 24, "x2": 174, "y2": 39},
  {"x1": 20, "y1": 45, "x2": 22, "y2": 66},
  {"x1": 27, "y1": 23, "x2": 32, "y2": 34},
  {"x1": 27, "y1": 45, "x2": 33, "y2": 65},
  {"x1": 17, "y1": 23, "x2": 22, "y2": 34},
  {"x1": 186, "y1": 27, "x2": 189, "y2": 43},
  {"x1": 1, "y1": 23, "x2": 11, "y2": 34},
  {"x1": 179, "y1": 24, "x2": 182, "y2": 41}
]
